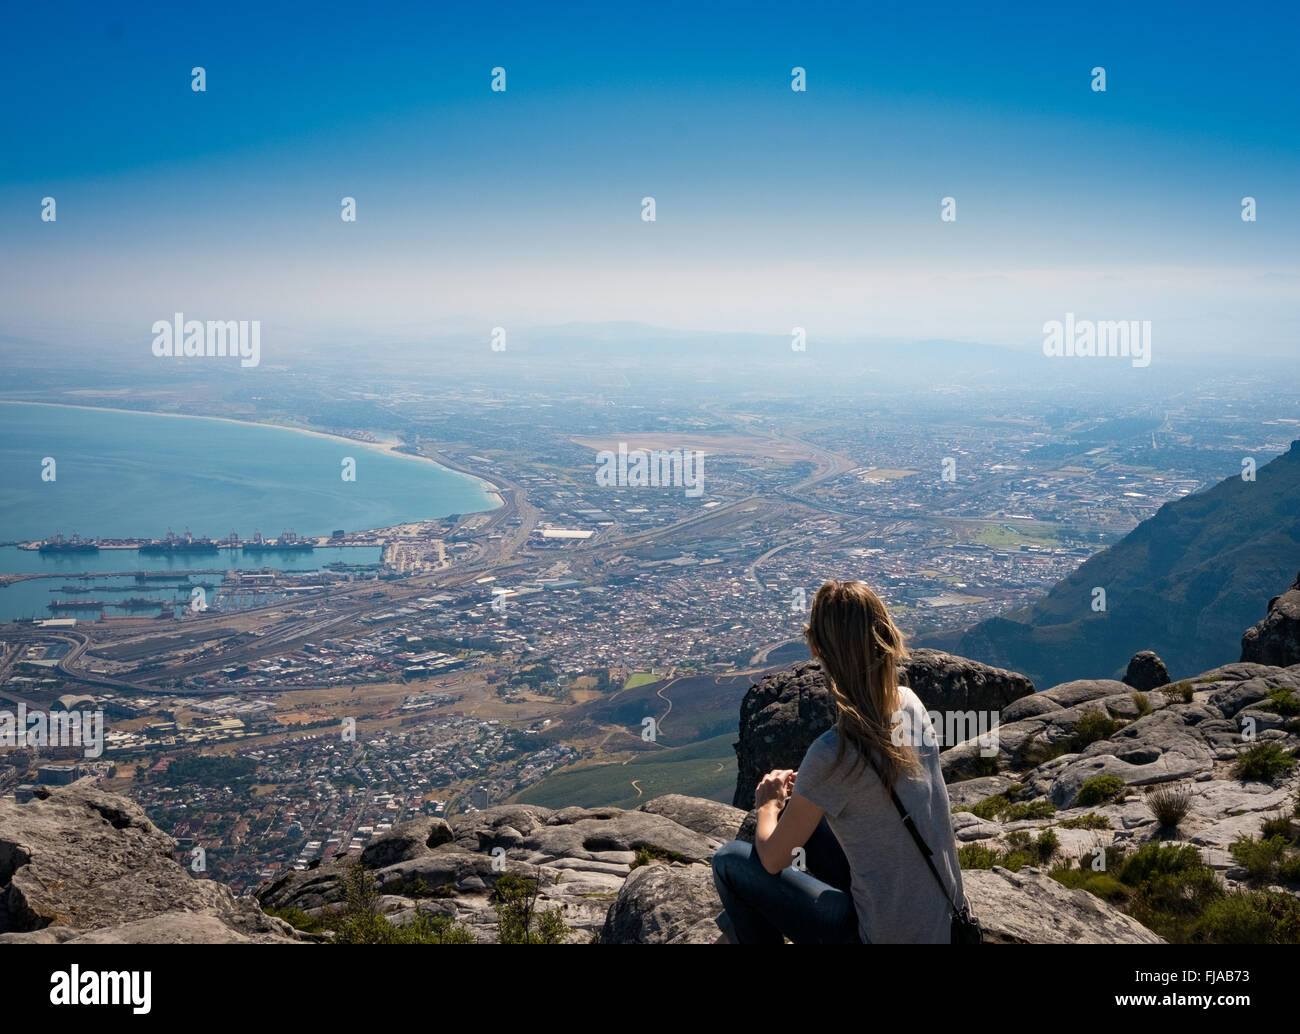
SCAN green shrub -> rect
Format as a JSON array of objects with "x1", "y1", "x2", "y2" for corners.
[
  {"x1": 969, "y1": 753, "x2": 1000, "y2": 777},
  {"x1": 968, "y1": 794, "x2": 1010, "y2": 820},
  {"x1": 1020, "y1": 731, "x2": 1070, "y2": 766},
  {"x1": 1279, "y1": 853, "x2": 1300, "y2": 883},
  {"x1": 1235, "y1": 742, "x2": 1298, "y2": 783},
  {"x1": 957, "y1": 842, "x2": 1000, "y2": 869},
  {"x1": 1163, "y1": 681, "x2": 1195, "y2": 703},
  {"x1": 1059, "y1": 812, "x2": 1112, "y2": 830},
  {"x1": 1259, "y1": 814, "x2": 1298, "y2": 844},
  {"x1": 1131, "y1": 691, "x2": 1152, "y2": 717},
  {"x1": 263, "y1": 906, "x2": 326, "y2": 934},
  {"x1": 1034, "y1": 828, "x2": 1060, "y2": 863},
  {"x1": 960, "y1": 794, "x2": 1055, "y2": 822},
  {"x1": 492, "y1": 872, "x2": 569, "y2": 944},
  {"x1": 1069, "y1": 708, "x2": 1120, "y2": 752},
  {"x1": 1049, "y1": 866, "x2": 1129, "y2": 901},
  {"x1": 1265, "y1": 687, "x2": 1300, "y2": 717},
  {"x1": 1145, "y1": 782, "x2": 1193, "y2": 829},
  {"x1": 1075, "y1": 774, "x2": 1126, "y2": 807},
  {"x1": 329, "y1": 862, "x2": 474, "y2": 944},
  {"x1": 1229, "y1": 834, "x2": 1290, "y2": 880},
  {"x1": 1004, "y1": 799, "x2": 1057, "y2": 821},
  {"x1": 1197, "y1": 890, "x2": 1300, "y2": 944}
]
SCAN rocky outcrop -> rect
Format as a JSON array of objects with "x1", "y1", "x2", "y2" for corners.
[
  {"x1": 258, "y1": 800, "x2": 741, "y2": 944},
  {"x1": 731, "y1": 651, "x2": 1035, "y2": 809},
  {"x1": 0, "y1": 783, "x2": 301, "y2": 943},
  {"x1": 1241, "y1": 571, "x2": 1300, "y2": 667},
  {"x1": 961, "y1": 867, "x2": 1163, "y2": 944},
  {"x1": 1123, "y1": 650, "x2": 1170, "y2": 693}
]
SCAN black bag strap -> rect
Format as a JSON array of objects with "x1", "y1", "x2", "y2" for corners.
[{"x1": 869, "y1": 759, "x2": 961, "y2": 914}]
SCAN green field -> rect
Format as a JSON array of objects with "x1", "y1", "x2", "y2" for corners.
[
  {"x1": 623, "y1": 671, "x2": 659, "y2": 689},
  {"x1": 971, "y1": 524, "x2": 1060, "y2": 548},
  {"x1": 513, "y1": 733, "x2": 736, "y2": 810}
]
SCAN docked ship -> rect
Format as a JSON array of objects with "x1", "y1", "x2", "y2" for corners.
[
  {"x1": 38, "y1": 532, "x2": 99, "y2": 554},
  {"x1": 241, "y1": 529, "x2": 314, "y2": 553},
  {"x1": 48, "y1": 599, "x2": 106, "y2": 610},
  {"x1": 139, "y1": 528, "x2": 219, "y2": 555}
]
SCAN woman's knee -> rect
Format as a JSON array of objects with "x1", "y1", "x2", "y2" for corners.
[{"x1": 711, "y1": 839, "x2": 755, "y2": 889}]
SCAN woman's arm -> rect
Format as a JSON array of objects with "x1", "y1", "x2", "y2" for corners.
[{"x1": 753, "y1": 769, "x2": 824, "y2": 875}]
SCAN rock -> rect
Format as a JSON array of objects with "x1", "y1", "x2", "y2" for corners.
[
  {"x1": 732, "y1": 652, "x2": 1034, "y2": 809},
  {"x1": 598, "y1": 862, "x2": 722, "y2": 944},
  {"x1": 61, "y1": 912, "x2": 305, "y2": 945},
  {"x1": 0, "y1": 782, "x2": 299, "y2": 942},
  {"x1": 360, "y1": 817, "x2": 452, "y2": 868},
  {"x1": 636, "y1": 794, "x2": 746, "y2": 841},
  {"x1": 1037, "y1": 679, "x2": 1132, "y2": 708},
  {"x1": 963, "y1": 867, "x2": 1164, "y2": 944},
  {"x1": 1123, "y1": 651, "x2": 1171, "y2": 693},
  {"x1": 1241, "y1": 571, "x2": 1300, "y2": 667}
]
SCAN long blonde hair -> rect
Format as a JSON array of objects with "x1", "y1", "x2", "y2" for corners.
[{"x1": 804, "y1": 579, "x2": 918, "y2": 790}]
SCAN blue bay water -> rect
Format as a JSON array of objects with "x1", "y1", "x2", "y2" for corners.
[
  {"x1": 0, "y1": 403, "x2": 497, "y2": 543},
  {"x1": 0, "y1": 403, "x2": 497, "y2": 620}
]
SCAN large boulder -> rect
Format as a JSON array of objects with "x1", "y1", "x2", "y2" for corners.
[
  {"x1": 962, "y1": 867, "x2": 1164, "y2": 944},
  {"x1": 598, "y1": 863, "x2": 722, "y2": 944},
  {"x1": 0, "y1": 783, "x2": 299, "y2": 942},
  {"x1": 1123, "y1": 651, "x2": 1171, "y2": 693},
  {"x1": 1241, "y1": 571, "x2": 1300, "y2": 667},
  {"x1": 732, "y1": 653, "x2": 1035, "y2": 809}
]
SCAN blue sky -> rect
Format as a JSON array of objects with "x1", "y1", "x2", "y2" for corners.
[{"x1": 2, "y1": 0, "x2": 1297, "y2": 357}]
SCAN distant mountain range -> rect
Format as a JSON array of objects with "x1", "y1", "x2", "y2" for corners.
[{"x1": 923, "y1": 440, "x2": 1300, "y2": 688}]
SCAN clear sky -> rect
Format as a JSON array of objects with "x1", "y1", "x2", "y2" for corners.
[{"x1": 2, "y1": 0, "x2": 1297, "y2": 358}]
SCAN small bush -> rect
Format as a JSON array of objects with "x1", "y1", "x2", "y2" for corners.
[
  {"x1": 1145, "y1": 782, "x2": 1193, "y2": 829},
  {"x1": 1069, "y1": 708, "x2": 1120, "y2": 752},
  {"x1": 1259, "y1": 814, "x2": 1298, "y2": 844},
  {"x1": 1229, "y1": 834, "x2": 1290, "y2": 880},
  {"x1": 492, "y1": 872, "x2": 569, "y2": 944},
  {"x1": 1059, "y1": 812, "x2": 1112, "y2": 830},
  {"x1": 957, "y1": 842, "x2": 1000, "y2": 869},
  {"x1": 968, "y1": 794, "x2": 1010, "y2": 820},
  {"x1": 1131, "y1": 691, "x2": 1153, "y2": 717},
  {"x1": 1004, "y1": 799, "x2": 1057, "y2": 821},
  {"x1": 1235, "y1": 742, "x2": 1298, "y2": 783},
  {"x1": 1198, "y1": 890, "x2": 1300, "y2": 944},
  {"x1": 1163, "y1": 681, "x2": 1194, "y2": 704},
  {"x1": 1279, "y1": 853, "x2": 1300, "y2": 883},
  {"x1": 1020, "y1": 731, "x2": 1069, "y2": 766},
  {"x1": 969, "y1": 753, "x2": 1000, "y2": 777},
  {"x1": 264, "y1": 906, "x2": 326, "y2": 934},
  {"x1": 960, "y1": 794, "x2": 1055, "y2": 821},
  {"x1": 1265, "y1": 687, "x2": 1300, "y2": 717},
  {"x1": 1075, "y1": 774, "x2": 1126, "y2": 807},
  {"x1": 1034, "y1": 828, "x2": 1060, "y2": 863}
]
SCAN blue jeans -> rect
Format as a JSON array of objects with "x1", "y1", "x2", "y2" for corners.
[{"x1": 713, "y1": 818, "x2": 862, "y2": 944}]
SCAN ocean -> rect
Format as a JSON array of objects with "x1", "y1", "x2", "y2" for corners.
[{"x1": 0, "y1": 403, "x2": 498, "y2": 620}]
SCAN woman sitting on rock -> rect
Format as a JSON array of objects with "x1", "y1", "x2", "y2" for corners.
[{"x1": 712, "y1": 579, "x2": 968, "y2": 943}]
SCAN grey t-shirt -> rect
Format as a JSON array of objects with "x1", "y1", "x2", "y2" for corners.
[{"x1": 792, "y1": 685, "x2": 965, "y2": 944}]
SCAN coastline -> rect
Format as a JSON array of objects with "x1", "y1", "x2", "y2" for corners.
[{"x1": 0, "y1": 399, "x2": 505, "y2": 510}]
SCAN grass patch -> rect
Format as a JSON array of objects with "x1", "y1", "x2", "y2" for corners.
[
  {"x1": 1131, "y1": 691, "x2": 1153, "y2": 717},
  {"x1": 1145, "y1": 782, "x2": 1193, "y2": 829},
  {"x1": 1058, "y1": 812, "x2": 1113, "y2": 830},
  {"x1": 630, "y1": 844, "x2": 691, "y2": 869},
  {"x1": 1163, "y1": 681, "x2": 1195, "y2": 704}
]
